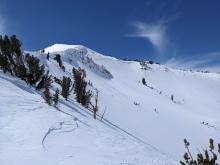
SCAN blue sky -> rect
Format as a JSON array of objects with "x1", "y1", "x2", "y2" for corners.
[{"x1": 0, "y1": 0, "x2": 220, "y2": 70}]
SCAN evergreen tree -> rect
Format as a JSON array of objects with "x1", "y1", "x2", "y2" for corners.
[
  {"x1": 25, "y1": 54, "x2": 45, "y2": 85},
  {"x1": 12, "y1": 35, "x2": 26, "y2": 79},
  {"x1": 0, "y1": 35, "x2": 25, "y2": 76},
  {"x1": 81, "y1": 88, "x2": 92, "y2": 108},
  {"x1": 0, "y1": 52, "x2": 9, "y2": 73},
  {"x1": 61, "y1": 76, "x2": 72, "y2": 100},
  {"x1": 0, "y1": 35, "x2": 14, "y2": 75},
  {"x1": 2, "y1": 35, "x2": 13, "y2": 61},
  {"x1": 54, "y1": 54, "x2": 65, "y2": 71},
  {"x1": 53, "y1": 88, "x2": 59, "y2": 107},
  {"x1": 73, "y1": 67, "x2": 84, "y2": 103},
  {"x1": 171, "y1": 94, "x2": 174, "y2": 101},
  {"x1": 43, "y1": 86, "x2": 52, "y2": 106},
  {"x1": 47, "y1": 53, "x2": 50, "y2": 60},
  {"x1": 16, "y1": 64, "x2": 27, "y2": 80},
  {"x1": 36, "y1": 71, "x2": 52, "y2": 90},
  {"x1": 54, "y1": 54, "x2": 63, "y2": 68},
  {"x1": 10, "y1": 35, "x2": 23, "y2": 65},
  {"x1": 142, "y1": 77, "x2": 146, "y2": 85},
  {"x1": 73, "y1": 67, "x2": 92, "y2": 107}
]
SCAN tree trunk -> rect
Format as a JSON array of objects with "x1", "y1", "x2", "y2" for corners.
[{"x1": 93, "y1": 110, "x2": 96, "y2": 120}]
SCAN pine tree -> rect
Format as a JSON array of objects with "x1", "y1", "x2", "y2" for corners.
[
  {"x1": 43, "y1": 87, "x2": 52, "y2": 106},
  {"x1": 61, "y1": 76, "x2": 72, "y2": 100},
  {"x1": 142, "y1": 77, "x2": 146, "y2": 85},
  {"x1": 10, "y1": 35, "x2": 23, "y2": 65},
  {"x1": 0, "y1": 52, "x2": 9, "y2": 73},
  {"x1": 73, "y1": 67, "x2": 92, "y2": 107},
  {"x1": 54, "y1": 54, "x2": 63, "y2": 68},
  {"x1": 47, "y1": 53, "x2": 50, "y2": 60},
  {"x1": 36, "y1": 71, "x2": 52, "y2": 90},
  {"x1": 73, "y1": 67, "x2": 84, "y2": 103},
  {"x1": 81, "y1": 89, "x2": 92, "y2": 108},
  {"x1": 41, "y1": 72, "x2": 53, "y2": 106},
  {"x1": 16, "y1": 64, "x2": 27, "y2": 80},
  {"x1": 0, "y1": 35, "x2": 26, "y2": 76},
  {"x1": 171, "y1": 94, "x2": 174, "y2": 101},
  {"x1": 25, "y1": 54, "x2": 45, "y2": 85},
  {"x1": 0, "y1": 35, "x2": 14, "y2": 75},
  {"x1": 53, "y1": 88, "x2": 59, "y2": 107}
]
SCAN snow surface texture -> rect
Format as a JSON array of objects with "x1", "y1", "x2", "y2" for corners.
[{"x1": 1, "y1": 44, "x2": 220, "y2": 164}]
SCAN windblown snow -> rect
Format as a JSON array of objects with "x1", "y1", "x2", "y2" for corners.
[{"x1": 1, "y1": 44, "x2": 220, "y2": 165}]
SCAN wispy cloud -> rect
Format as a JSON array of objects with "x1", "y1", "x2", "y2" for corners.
[
  {"x1": 127, "y1": 0, "x2": 181, "y2": 56},
  {"x1": 128, "y1": 21, "x2": 168, "y2": 54},
  {"x1": 164, "y1": 51, "x2": 220, "y2": 72}
]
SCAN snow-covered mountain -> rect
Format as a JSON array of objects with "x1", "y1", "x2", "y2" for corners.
[{"x1": 1, "y1": 44, "x2": 220, "y2": 165}]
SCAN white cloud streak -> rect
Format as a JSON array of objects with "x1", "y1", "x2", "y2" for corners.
[
  {"x1": 164, "y1": 51, "x2": 220, "y2": 72},
  {"x1": 128, "y1": 21, "x2": 168, "y2": 55}
]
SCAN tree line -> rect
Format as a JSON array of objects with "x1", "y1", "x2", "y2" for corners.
[{"x1": 0, "y1": 35, "x2": 98, "y2": 119}]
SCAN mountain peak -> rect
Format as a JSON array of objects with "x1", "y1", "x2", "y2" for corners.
[
  {"x1": 43, "y1": 43, "x2": 117, "y2": 61},
  {"x1": 44, "y1": 44, "x2": 86, "y2": 53}
]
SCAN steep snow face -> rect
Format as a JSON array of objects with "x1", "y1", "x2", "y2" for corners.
[
  {"x1": 0, "y1": 71, "x2": 176, "y2": 165},
  {"x1": 42, "y1": 44, "x2": 113, "y2": 79}
]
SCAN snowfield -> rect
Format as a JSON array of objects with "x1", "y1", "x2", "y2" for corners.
[{"x1": 1, "y1": 44, "x2": 220, "y2": 164}]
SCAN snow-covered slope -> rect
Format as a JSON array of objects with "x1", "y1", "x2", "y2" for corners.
[
  {"x1": 0, "y1": 71, "x2": 177, "y2": 165},
  {"x1": 1, "y1": 44, "x2": 220, "y2": 164}
]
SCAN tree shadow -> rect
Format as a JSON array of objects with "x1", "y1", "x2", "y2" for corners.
[
  {"x1": 59, "y1": 99, "x2": 89, "y2": 118},
  {"x1": 0, "y1": 73, "x2": 36, "y2": 95}
]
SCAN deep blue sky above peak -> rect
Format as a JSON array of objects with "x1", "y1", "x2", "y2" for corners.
[{"x1": 0, "y1": 0, "x2": 220, "y2": 71}]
